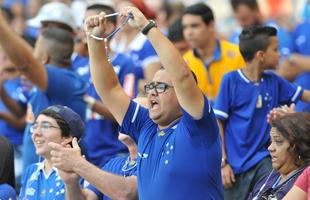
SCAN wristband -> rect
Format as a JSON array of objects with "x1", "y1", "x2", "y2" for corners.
[{"x1": 141, "y1": 20, "x2": 157, "y2": 35}]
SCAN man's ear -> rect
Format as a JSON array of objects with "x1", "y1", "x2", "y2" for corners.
[
  {"x1": 256, "y1": 50, "x2": 265, "y2": 62},
  {"x1": 41, "y1": 52, "x2": 50, "y2": 65}
]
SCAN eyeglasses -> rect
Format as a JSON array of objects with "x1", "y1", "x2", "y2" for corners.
[
  {"x1": 30, "y1": 122, "x2": 60, "y2": 134},
  {"x1": 144, "y1": 82, "x2": 174, "y2": 94}
]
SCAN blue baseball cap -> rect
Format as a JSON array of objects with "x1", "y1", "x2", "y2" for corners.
[{"x1": 44, "y1": 105, "x2": 84, "y2": 139}]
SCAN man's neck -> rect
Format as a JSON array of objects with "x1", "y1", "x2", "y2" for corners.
[
  {"x1": 124, "y1": 29, "x2": 140, "y2": 49},
  {"x1": 196, "y1": 39, "x2": 217, "y2": 61},
  {"x1": 158, "y1": 115, "x2": 182, "y2": 130},
  {"x1": 242, "y1": 62, "x2": 264, "y2": 82},
  {"x1": 43, "y1": 159, "x2": 53, "y2": 175},
  {"x1": 48, "y1": 61, "x2": 71, "y2": 69}
]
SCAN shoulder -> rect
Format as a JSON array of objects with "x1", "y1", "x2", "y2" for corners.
[
  {"x1": 263, "y1": 71, "x2": 285, "y2": 82},
  {"x1": 183, "y1": 49, "x2": 195, "y2": 60},
  {"x1": 0, "y1": 184, "x2": 16, "y2": 198},
  {"x1": 220, "y1": 40, "x2": 240, "y2": 50},
  {"x1": 223, "y1": 70, "x2": 238, "y2": 82}
]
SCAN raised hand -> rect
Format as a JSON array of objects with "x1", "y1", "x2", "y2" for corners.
[
  {"x1": 267, "y1": 104, "x2": 296, "y2": 124},
  {"x1": 49, "y1": 137, "x2": 84, "y2": 172},
  {"x1": 84, "y1": 12, "x2": 108, "y2": 39},
  {"x1": 119, "y1": 6, "x2": 149, "y2": 30}
]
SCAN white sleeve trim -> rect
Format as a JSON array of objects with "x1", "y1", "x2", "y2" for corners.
[
  {"x1": 291, "y1": 86, "x2": 302, "y2": 102},
  {"x1": 131, "y1": 104, "x2": 140, "y2": 123},
  {"x1": 214, "y1": 109, "x2": 229, "y2": 119}
]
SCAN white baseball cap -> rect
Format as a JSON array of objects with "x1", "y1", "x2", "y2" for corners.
[
  {"x1": 86, "y1": 0, "x2": 114, "y2": 9},
  {"x1": 27, "y1": 2, "x2": 77, "y2": 31}
]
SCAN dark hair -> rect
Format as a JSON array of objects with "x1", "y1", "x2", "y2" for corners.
[
  {"x1": 230, "y1": 0, "x2": 259, "y2": 11},
  {"x1": 183, "y1": 3, "x2": 214, "y2": 25},
  {"x1": 239, "y1": 26, "x2": 277, "y2": 62},
  {"x1": 35, "y1": 108, "x2": 71, "y2": 138},
  {"x1": 0, "y1": 136, "x2": 15, "y2": 188},
  {"x1": 168, "y1": 18, "x2": 184, "y2": 42},
  {"x1": 87, "y1": 4, "x2": 117, "y2": 25},
  {"x1": 40, "y1": 27, "x2": 74, "y2": 67},
  {"x1": 271, "y1": 112, "x2": 310, "y2": 165}
]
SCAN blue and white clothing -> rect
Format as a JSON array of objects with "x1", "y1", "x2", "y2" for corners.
[
  {"x1": 293, "y1": 21, "x2": 310, "y2": 55},
  {"x1": 295, "y1": 73, "x2": 310, "y2": 113},
  {"x1": 229, "y1": 20, "x2": 294, "y2": 57},
  {"x1": 0, "y1": 183, "x2": 16, "y2": 200},
  {"x1": 19, "y1": 162, "x2": 65, "y2": 200},
  {"x1": 72, "y1": 53, "x2": 137, "y2": 167},
  {"x1": 0, "y1": 78, "x2": 27, "y2": 146},
  {"x1": 214, "y1": 70, "x2": 303, "y2": 174},
  {"x1": 86, "y1": 154, "x2": 137, "y2": 200},
  {"x1": 111, "y1": 33, "x2": 159, "y2": 80},
  {"x1": 23, "y1": 65, "x2": 87, "y2": 170},
  {"x1": 119, "y1": 96, "x2": 223, "y2": 200}
]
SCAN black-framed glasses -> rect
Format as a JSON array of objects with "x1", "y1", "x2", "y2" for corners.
[
  {"x1": 30, "y1": 122, "x2": 60, "y2": 134},
  {"x1": 144, "y1": 81, "x2": 174, "y2": 94}
]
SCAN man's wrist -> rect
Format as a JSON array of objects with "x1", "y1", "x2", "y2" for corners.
[
  {"x1": 141, "y1": 20, "x2": 157, "y2": 35},
  {"x1": 221, "y1": 158, "x2": 228, "y2": 168}
]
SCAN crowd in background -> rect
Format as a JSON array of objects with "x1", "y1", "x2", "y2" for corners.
[{"x1": 0, "y1": 0, "x2": 309, "y2": 199}]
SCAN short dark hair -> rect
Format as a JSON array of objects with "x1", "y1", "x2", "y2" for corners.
[
  {"x1": 239, "y1": 26, "x2": 277, "y2": 62},
  {"x1": 41, "y1": 27, "x2": 74, "y2": 67},
  {"x1": 87, "y1": 4, "x2": 116, "y2": 25},
  {"x1": 230, "y1": 0, "x2": 259, "y2": 11},
  {"x1": 183, "y1": 3, "x2": 214, "y2": 25},
  {"x1": 35, "y1": 109, "x2": 72, "y2": 139},
  {"x1": 271, "y1": 112, "x2": 310, "y2": 165},
  {"x1": 168, "y1": 18, "x2": 184, "y2": 42}
]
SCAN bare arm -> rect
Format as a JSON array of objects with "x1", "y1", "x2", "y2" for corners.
[
  {"x1": 120, "y1": 7, "x2": 204, "y2": 119},
  {"x1": 85, "y1": 14, "x2": 130, "y2": 125},
  {"x1": 0, "y1": 11, "x2": 48, "y2": 91},
  {"x1": 50, "y1": 139, "x2": 138, "y2": 200},
  {"x1": 84, "y1": 95, "x2": 117, "y2": 123},
  {"x1": 301, "y1": 90, "x2": 310, "y2": 103},
  {"x1": 74, "y1": 160, "x2": 138, "y2": 200},
  {"x1": 0, "y1": 86, "x2": 26, "y2": 118},
  {"x1": 282, "y1": 186, "x2": 307, "y2": 200},
  {"x1": 217, "y1": 120, "x2": 227, "y2": 161},
  {"x1": 218, "y1": 119, "x2": 235, "y2": 188},
  {"x1": 289, "y1": 54, "x2": 310, "y2": 71},
  {"x1": 0, "y1": 112, "x2": 25, "y2": 131}
]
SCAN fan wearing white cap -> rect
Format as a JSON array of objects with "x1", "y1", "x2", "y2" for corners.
[{"x1": 27, "y1": 2, "x2": 77, "y2": 35}]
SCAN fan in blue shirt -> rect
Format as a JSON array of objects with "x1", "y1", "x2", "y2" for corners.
[
  {"x1": 0, "y1": 20, "x2": 87, "y2": 172},
  {"x1": 214, "y1": 26, "x2": 310, "y2": 200},
  {"x1": 19, "y1": 105, "x2": 85, "y2": 200},
  {"x1": 48, "y1": 7, "x2": 223, "y2": 200},
  {"x1": 71, "y1": 2, "x2": 138, "y2": 167},
  {"x1": 229, "y1": 0, "x2": 294, "y2": 58}
]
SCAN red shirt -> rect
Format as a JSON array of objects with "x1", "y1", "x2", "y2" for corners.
[{"x1": 295, "y1": 166, "x2": 310, "y2": 199}]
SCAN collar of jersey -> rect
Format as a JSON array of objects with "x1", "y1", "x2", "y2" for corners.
[{"x1": 237, "y1": 69, "x2": 265, "y2": 84}]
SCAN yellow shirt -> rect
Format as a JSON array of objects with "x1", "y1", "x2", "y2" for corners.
[{"x1": 183, "y1": 40, "x2": 245, "y2": 100}]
